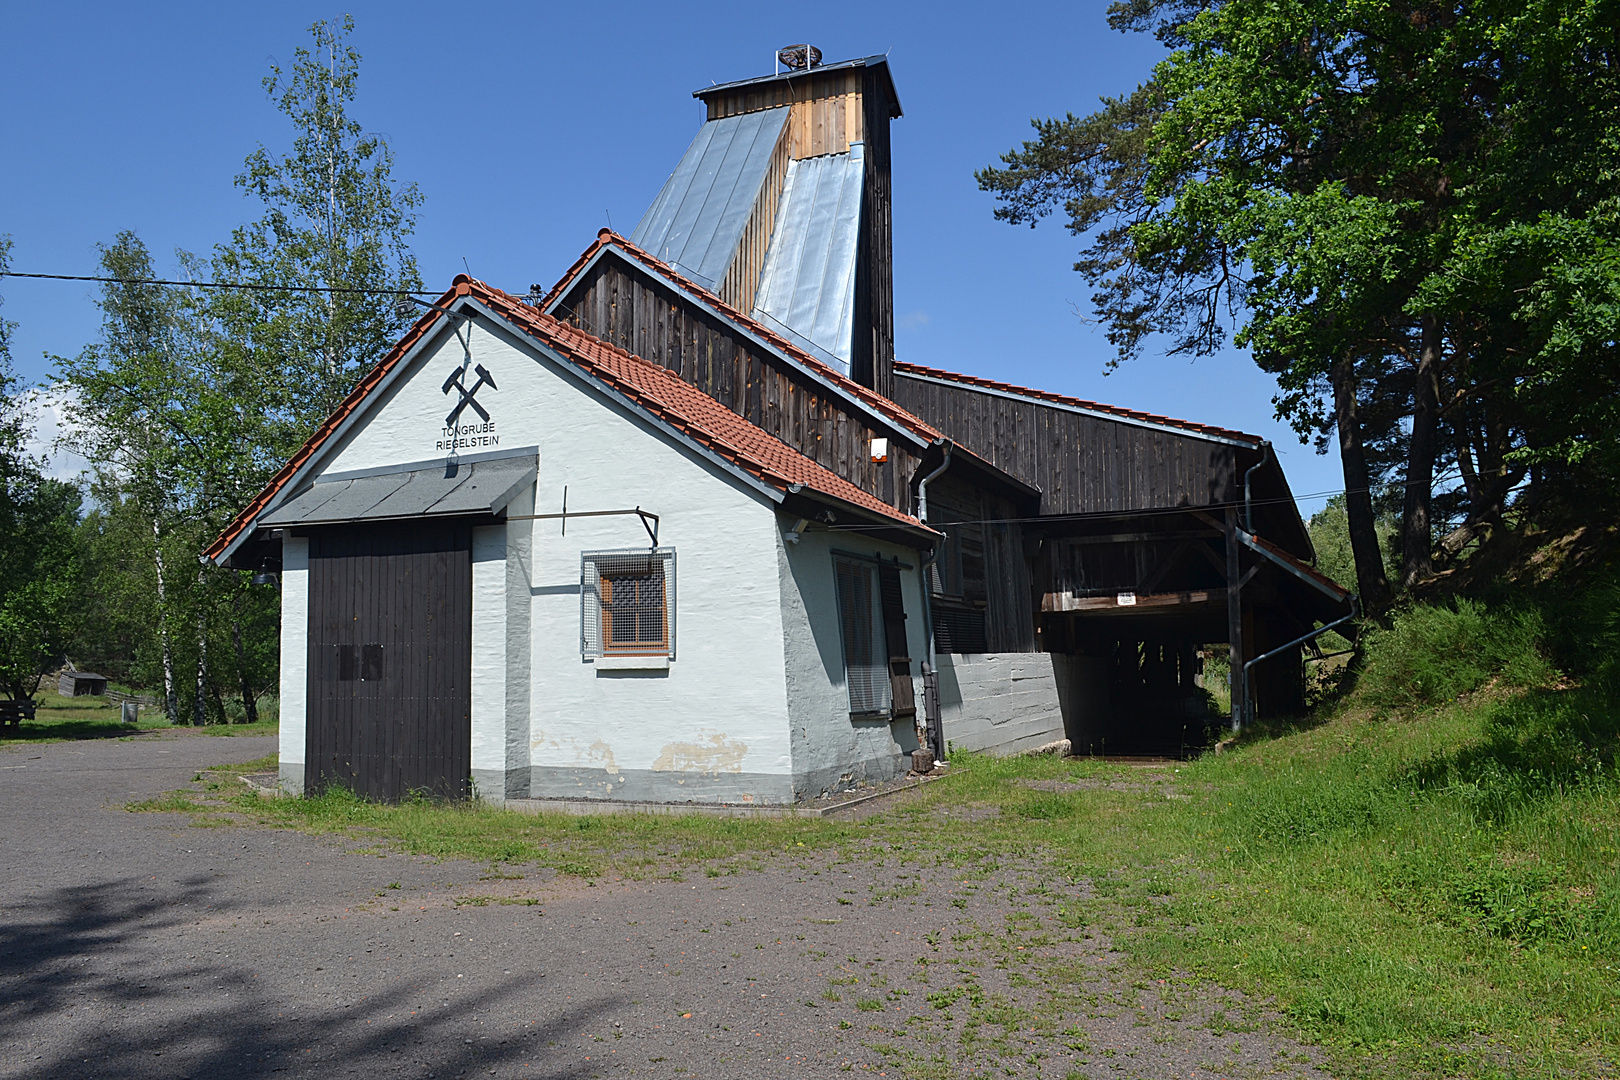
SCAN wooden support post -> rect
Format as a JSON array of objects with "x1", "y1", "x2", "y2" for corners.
[{"x1": 1224, "y1": 507, "x2": 1246, "y2": 731}]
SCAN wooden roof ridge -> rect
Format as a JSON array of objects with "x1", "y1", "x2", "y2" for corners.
[
  {"x1": 205, "y1": 276, "x2": 926, "y2": 563},
  {"x1": 540, "y1": 229, "x2": 946, "y2": 446},
  {"x1": 893, "y1": 360, "x2": 1265, "y2": 446}
]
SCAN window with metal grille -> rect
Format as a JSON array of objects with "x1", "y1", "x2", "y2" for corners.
[
  {"x1": 581, "y1": 549, "x2": 676, "y2": 659},
  {"x1": 834, "y1": 556, "x2": 890, "y2": 715}
]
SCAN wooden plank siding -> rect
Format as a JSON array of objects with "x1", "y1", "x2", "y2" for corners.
[
  {"x1": 926, "y1": 474, "x2": 1036, "y2": 653},
  {"x1": 705, "y1": 69, "x2": 865, "y2": 144},
  {"x1": 306, "y1": 521, "x2": 473, "y2": 802},
  {"x1": 552, "y1": 258, "x2": 919, "y2": 517},
  {"x1": 856, "y1": 67, "x2": 896, "y2": 400},
  {"x1": 891, "y1": 373, "x2": 1238, "y2": 517},
  {"x1": 696, "y1": 65, "x2": 896, "y2": 398},
  {"x1": 717, "y1": 121, "x2": 792, "y2": 316}
]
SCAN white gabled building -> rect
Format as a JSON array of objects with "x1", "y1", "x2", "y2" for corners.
[{"x1": 209, "y1": 280, "x2": 939, "y2": 805}]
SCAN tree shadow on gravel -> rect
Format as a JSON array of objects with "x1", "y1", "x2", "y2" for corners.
[{"x1": 0, "y1": 877, "x2": 617, "y2": 1079}]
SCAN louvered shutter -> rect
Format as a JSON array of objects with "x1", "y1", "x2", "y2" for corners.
[
  {"x1": 835, "y1": 558, "x2": 889, "y2": 713},
  {"x1": 878, "y1": 560, "x2": 916, "y2": 718}
]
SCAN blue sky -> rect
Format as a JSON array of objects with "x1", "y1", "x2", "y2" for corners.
[{"x1": 0, "y1": 1, "x2": 1343, "y2": 514}]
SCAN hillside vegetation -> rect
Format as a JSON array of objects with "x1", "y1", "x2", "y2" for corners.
[{"x1": 1128, "y1": 518, "x2": 1620, "y2": 1075}]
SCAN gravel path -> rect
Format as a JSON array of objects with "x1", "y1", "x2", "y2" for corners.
[{"x1": 0, "y1": 735, "x2": 1334, "y2": 1079}]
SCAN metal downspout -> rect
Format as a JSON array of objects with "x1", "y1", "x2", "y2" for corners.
[
  {"x1": 1244, "y1": 440, "x2": 1271, "y2": 535},
  {"x1": 1241, "y1": 594, "x2": 1361, "y2": 727},
  {"x1": 918, "y1": 550, "x2": 944, "y2": 766},
  {"x1": 916, "y1": 442, "x2": 952, "y2": 527}
]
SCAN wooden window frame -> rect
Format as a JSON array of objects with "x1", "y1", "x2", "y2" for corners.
[{"x1": 601, "y1": 568, "x2": 669, "y2": 655}]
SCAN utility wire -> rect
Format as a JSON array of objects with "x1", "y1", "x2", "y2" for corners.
[
  {"x1": 823, "y1": 479, "x2": 1497, "y2": 533},
  {"x1": 0, "y1": 271, "x2": 435, "y2": 296}
]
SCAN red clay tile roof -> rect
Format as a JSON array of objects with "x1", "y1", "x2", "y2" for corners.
[
  {"x1": 543, "y1": 230, "x2": 947, "y2": 447},
  {"x1": 892, "y1": 360, "x2": 1264, "y2": 446},
  {"x1": 205, "y1": 277, "x2": 928, "y2": 563},
  {"x1": 1245, "y1": 529, "x2": 1352, "y2": 602}
]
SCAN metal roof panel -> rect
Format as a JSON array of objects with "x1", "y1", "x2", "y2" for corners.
[
  {"x1": 749, "y1": 146, "x2": 863, "y2": 374},
  {"x1": 261, "y1": 456, "x2": 535, "y2": 527},
  {"x1": 629, "y1": 107, "x2": 789, "y2": 291}
]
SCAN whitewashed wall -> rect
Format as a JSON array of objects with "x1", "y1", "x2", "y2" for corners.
[
  {"x1": 277, "y1": 537, "x2": 309, "y2": 795},
  {"x1": 775, "y1": 526, "x2": 925, "y2": 798},
  {"x1": 275, "y1": 313, "x2": 939, "y2": 805},
  {"x1": 934, "y1": 652, "x2": 1068, "y2": 756},
  {"x1": 311, "y1": 318, "x2": 799, "y2": 804}
]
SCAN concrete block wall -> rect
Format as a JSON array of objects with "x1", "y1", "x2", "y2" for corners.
[{"x1": 934, "y1": 652, "x2": 1067, "y2": 756}]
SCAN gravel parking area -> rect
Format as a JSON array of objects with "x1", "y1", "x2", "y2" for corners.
[{"x1": 0, "y1": 736, "x2": 1333, "y2": 1079}]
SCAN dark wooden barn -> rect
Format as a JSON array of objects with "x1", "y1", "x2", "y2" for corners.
[{"x1": 893, "y1": 362, "x2": 1354, "y2": 754}]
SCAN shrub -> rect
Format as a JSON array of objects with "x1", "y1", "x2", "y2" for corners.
[
  {"x1": 1546, "y1": 576, "x2": 1620, "y2": 694},
  {"x1": 1357, "y1": 598, "x2": 1555, "y2": 709}
]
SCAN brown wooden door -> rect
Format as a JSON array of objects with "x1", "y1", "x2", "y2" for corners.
[{"x1": 306, "y1": 520, "x2": 472, "y2": 801}]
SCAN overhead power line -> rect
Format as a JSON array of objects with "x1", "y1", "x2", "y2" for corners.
[
  {"x1": 0, "y1": 271, "x2": 436, "y2": 296},
  {"x1": 822, "y1": 478, "x2": 1479, "y2": 533}
]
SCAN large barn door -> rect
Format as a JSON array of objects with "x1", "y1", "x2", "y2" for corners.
[{"x1": 306, "y1": 520, "x2": 472, "y2": 801}]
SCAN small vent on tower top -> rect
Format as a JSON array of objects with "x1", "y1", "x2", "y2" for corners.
[{"x1": 777, "y1": 44, "x2": 821, "y2": 70}]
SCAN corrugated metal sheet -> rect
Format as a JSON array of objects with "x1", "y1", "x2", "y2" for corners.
[
  {"x1": 263, "y1": 456, "x2": 536, "y2": 526},
  {"x1": 629, "y1": 107, "x2": 790, "y2": 292},
  {"x1": 749, "y1": 144, "x2": 865, "y2": 375}
]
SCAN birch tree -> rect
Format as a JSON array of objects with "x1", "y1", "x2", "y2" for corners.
[{"x1": 212, "y1": 14, "x2": 423, "y2": 446}]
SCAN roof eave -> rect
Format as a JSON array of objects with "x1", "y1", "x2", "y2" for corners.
[
  {"x1": 693, "y1": 55, "x2": 902, "y2": 118},
  {"x1": 464, "y1": 298, "x2": 789, "y2": 510},
  {"x1": 894, "y1": 363, "x2": 1262, "y2": 448},
  {"x1": 205, "y1": 287, "x2": 478, "y2": 565},
  {"x1": 781, "y1": 485, "x2": 938, "y2": 545}
]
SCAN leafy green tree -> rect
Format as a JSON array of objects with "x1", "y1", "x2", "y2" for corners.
[
  {"x1": 0, "y1": 237, "x2": 85, "y2": 701},
  {"x1": 58, "y1": 234, "x2": 205, "y2": 720},
  {"x1": 979, "y1": 0, "x2": 1620, "y2": 608},
  {"x1": 59, "y1": 18, "x2": 424, "y2": 724},
  {"x1": 212, "y1": 14, "x2": 423, "y2": 441},
  {"x1": 1307, "y1": 494, "x2": 1398, "y2": 596}
]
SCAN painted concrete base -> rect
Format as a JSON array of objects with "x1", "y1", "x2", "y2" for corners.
[
  {"x1": 471, "y1": 767, "x2": 532, "y2": 804},
  {"x1": 521, "y1": 752, "x2": 912, "y2": 807},
  {"x1": 506, "y1": 774, "x2": 940, "y2": 819},
  {"x1": 278, "y1": 762, "x2": 305, "y2": 797},
  {"x1": 793, "y1": 751, "x2": 910, "y2": 803},
  {"x1": 935, "y1": 652, "x2": 1067, "y2": 756},
  {"x1": 526, "y1": 765, "x2": 798, "y2": 805}
]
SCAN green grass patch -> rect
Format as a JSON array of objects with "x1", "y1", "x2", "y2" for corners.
[
  {"x1": 126, "y1": 792, "x2": 200, "y2": 813},
  {"x1": 224, "y1": 783, "x2": 871, "y2": 879},
  {"x1": 130, "y1": 589, "x2": 1620, "y2": 1079},
  {"x1": 1, "y1": 689, "x2": 278, "y2": 745},
  {"x1": 1357, "y1": 598, "x2": 1557, "y2": 710},
  {"x1": 169, "y1": 712, "x2": 1616, "y2": 1077}
]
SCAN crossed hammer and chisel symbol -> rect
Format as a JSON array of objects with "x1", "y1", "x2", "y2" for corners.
[{"x1": 442, "y1": 363, "x2": 498, "y2": 427}]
